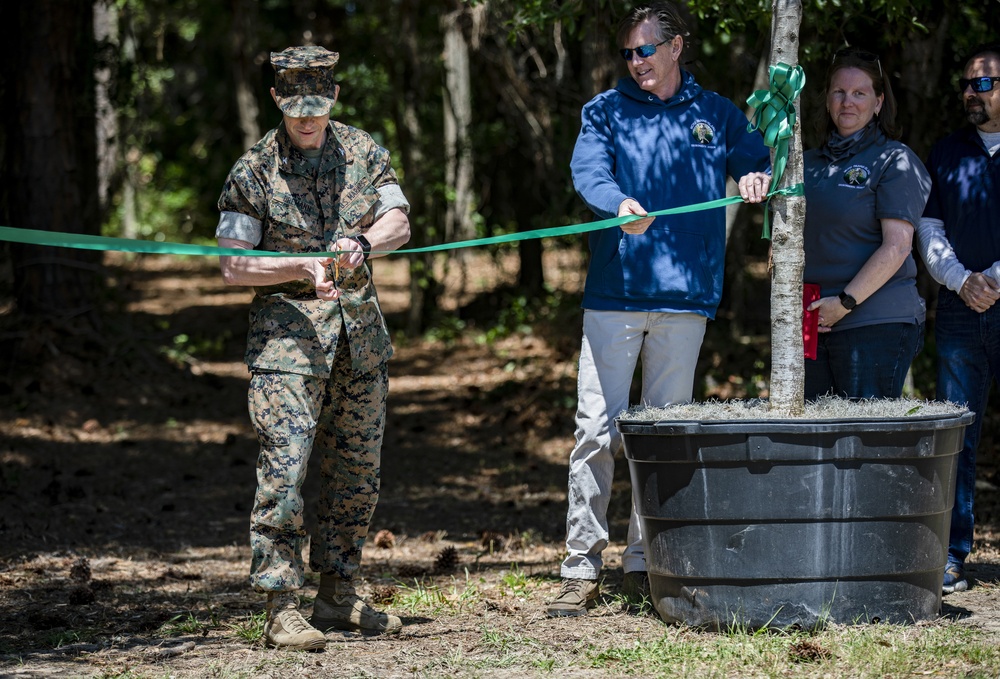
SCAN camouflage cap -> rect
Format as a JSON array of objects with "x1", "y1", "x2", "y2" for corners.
[{"x1": 271, "y1": 46, "x2": 340, "y2": 118}]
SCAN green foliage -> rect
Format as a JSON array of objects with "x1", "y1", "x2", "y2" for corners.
[
  {"x1": 44, "y1": 629, "x2": 82, "y2": 648},
  {"x1": 393, "y1": 578, "x2": 454, "y2": 615},
  {"x1": 159, "y1": 330, "x2": 233, "y2": 367},
  {"x1": 497, "y1": 564, "x2": 532, "y2": 598},
  {"x1": 688, "y1": 0, "x2": 771, "y2": 36},
  {"x1": 159, "y1": 611, "x2": 209, "y2": 637},
  {"x1": 71, "y1": 0, "x2": 1000, "y2": 333},
  {"x1": 423, "y1": 315, "x2": 468, "y2": 346},
  {"x1": 227, "y1": 610, "x2": 266, "y2": 643}
]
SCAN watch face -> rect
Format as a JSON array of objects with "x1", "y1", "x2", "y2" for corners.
[{"x1": 839, "y1": 292, "x2": 856, "y2": 309}]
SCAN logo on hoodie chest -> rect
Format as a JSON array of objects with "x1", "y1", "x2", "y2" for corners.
[{"x1": 691, "y1": 120, "x2": 716, "y2": 146}]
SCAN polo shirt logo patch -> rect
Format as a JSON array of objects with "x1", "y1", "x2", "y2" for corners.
[
  {"x1": 691, "y1": 120, "x2": 716, "y2": 145},
  {"x1": 842, "y1": 165, "x2": 871, "y2": 187}
]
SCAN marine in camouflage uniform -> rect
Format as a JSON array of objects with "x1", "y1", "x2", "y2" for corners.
[{"x1": 216, "y1": 46, "x2": 410, "y2": 649}]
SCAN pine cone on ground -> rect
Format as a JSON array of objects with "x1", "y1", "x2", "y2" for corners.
[
  {"x1": 396, "y1": 564, "x2": 427, "y2": 579},
  {"x1": 68, "y1": 585, "x2": 95, "y2": 605},
  {"x1": 433, "y1": 545, "x2": 459, "y2": 573},
  {"x1": 373, "y1": 529, "x2": 396, "y2": 549},
  {"x1": 69, "y1": 557, "x2": 91, "y2": 583},
  {"x1": 370, "y1": 584, "x2": 398, "y2": 605},
  {"x1": 419, "y1": 530, "x2": 446, "y2": 543},
  {"x1": 480, "y1": 531, "x2": 506, "y2": 552}
]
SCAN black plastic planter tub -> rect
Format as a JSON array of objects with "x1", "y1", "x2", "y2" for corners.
[{"x1": 618, "y1": 411, "x2": 975, "y2": 630}]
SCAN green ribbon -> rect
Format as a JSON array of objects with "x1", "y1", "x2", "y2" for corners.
[
  {"x1": 746, "y1": 61, "x2": 806, "y2": 239},
  {"x1": 0, "y1": 194, "x2": 758, "y2": 258}
]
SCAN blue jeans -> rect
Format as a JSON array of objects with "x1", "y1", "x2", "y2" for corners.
[
  {"x1": 936, "y1": 290, "x2": 1000, "y2": 565},
  {"x1": 805, "y1": 322, "x2": 924, "y2": 400}
]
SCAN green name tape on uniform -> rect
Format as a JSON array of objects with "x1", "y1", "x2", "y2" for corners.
[{"x1": 0, "y1": 186, "x2": 801, "y2": 258}]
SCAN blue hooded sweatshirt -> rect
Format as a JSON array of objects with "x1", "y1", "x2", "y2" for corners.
[{"x1": 571, "y1": 71, "x2": 770, "y2": 317}]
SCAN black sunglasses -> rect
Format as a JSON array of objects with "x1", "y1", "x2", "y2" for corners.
[
  {"x1": 620, "y1": 39, "x2": 669, "y2": 61},
  {"x1": 832, "y1": 47, "x2": 883, "y2": 79},
  {"x1": 959, "y1": 76, "x2": 1000, "y2": 93}
]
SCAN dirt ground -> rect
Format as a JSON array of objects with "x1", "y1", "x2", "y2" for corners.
[{"x1": 1, "y1": 252, "x2": 998, "y2": 678}]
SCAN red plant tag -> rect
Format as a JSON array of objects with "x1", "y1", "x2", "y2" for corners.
[{"x1": 803, "y1": 283, "x2": 821, "y2": 360}]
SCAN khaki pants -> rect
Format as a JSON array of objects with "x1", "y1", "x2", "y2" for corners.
[{"x1": 560, "y1": 309, "x2": 706, "y2": 580}]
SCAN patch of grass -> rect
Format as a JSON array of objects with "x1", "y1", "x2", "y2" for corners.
[
  {"x1": 583, "y1": 623, "x2": 1000, "y2": 678},
  {"x1": 394, "y1": 579, "x2": 453, "y2": 616},
  {"x1": 476, "y1": 626, "x2": 551, "y2": 669},
  {"x1": 393, "y1": 570, "x2": 484, "y2": 616},
  {"x1": 821, "y1": 623, "x2": 1000, "y2": 676},
  {"x1": 94, "y1": 669, "x2": 150, "y2": 679},
  {"x1": 159, "y1": 611, "x2": 208, "y2": 637},
  {"x1": 227, "y1": 609, "x2": 265, "y2": 644},
  {"x1": 44, "y1": 627, "x2": 102, "y2": 648},
  {"x1": 497, "y1": 564, "x2": 532, "y2": 599}
]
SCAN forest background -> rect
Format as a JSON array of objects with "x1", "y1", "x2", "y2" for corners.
[
  {"x1": 2, "y1": 2, "x2": 1000, "y2": 677},
  {"x1": 3, "y1": 0, "x2": 1000, "y2": 529},
  {"x1": 4, "y1": 0, "x2": 1000, "y2": 372}
]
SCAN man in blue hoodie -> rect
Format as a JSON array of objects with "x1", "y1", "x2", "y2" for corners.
[{"x1": 546, "y1": 2, "x2": 771, "y2": 617}]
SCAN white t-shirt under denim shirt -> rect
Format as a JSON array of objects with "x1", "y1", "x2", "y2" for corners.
[{"x1": 916, "y1": 128, "x2": 1000, "y2": 292}]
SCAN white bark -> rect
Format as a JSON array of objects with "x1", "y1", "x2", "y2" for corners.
[
  {"x1": 442, "y1": 9, "x2": 476, "y2": 248},
  {"x1": 767, "y1": 0, "x2": 806, "y2": 415}
]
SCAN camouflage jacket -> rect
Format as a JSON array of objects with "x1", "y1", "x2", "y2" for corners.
[{"x1": 217, "y1": 121, "x2": 401, "y2": 376}]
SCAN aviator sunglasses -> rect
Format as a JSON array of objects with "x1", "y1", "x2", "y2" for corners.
[
  {"x1": 960, "y1": 76, "x2": 1000, "y2": 93},
  {"x1": 832, "y1": 47, "x2": 883, "y2": 79},
  {"x1": 620, "y1": 38, "x2": 669, "y2": 61}
]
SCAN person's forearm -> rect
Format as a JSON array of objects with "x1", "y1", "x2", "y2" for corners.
[
  {"x1": 915, "y1": 217, "x2": 971, "y2": 292},
  {"x1": 843, "y1": 220, "x2": 912, "y2": 303},
  {"x1": 986, "y1": 261, "x2": 1000, "y2": 283},
  {"x1": 362, "y1": 208, "x2": 410, "y2": 257},
  {"x1": 218, "y1": 238, "x2": 320, "y2": 287}
]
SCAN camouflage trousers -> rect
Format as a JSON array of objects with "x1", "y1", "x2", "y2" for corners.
[{"x1": 247, "y1": 347, "x2": 388, "y2": 592}]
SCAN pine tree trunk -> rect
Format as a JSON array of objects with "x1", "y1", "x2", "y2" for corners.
[
  {"x1": 4, "y1": 0, "x2": 101, "y2": 317},
  {"x1": 231, "y1": 0, "x2": 261, "y2": 152},
  {"x1": 767, "y1": 0, "x2": 806, "y2": 414}
]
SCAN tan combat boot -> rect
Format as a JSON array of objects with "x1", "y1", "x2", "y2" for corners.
[
  {"x1": 310, "y1": 575, "x2": 402, "y2": 634},
  {"x1": 264, "y1": 592, "x2": 327, "y2": 650}
]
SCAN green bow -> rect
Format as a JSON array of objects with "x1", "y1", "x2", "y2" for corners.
[{"x1": 747, "y1": 61, "x2": 806, "y2": 239}]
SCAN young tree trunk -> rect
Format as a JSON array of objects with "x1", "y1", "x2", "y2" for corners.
[
  {"x1": 442, "y1": 8, "x2": 476, "y2": 247},
  {"x1": 4, "y1": 0, "x2": 101, "y2": 317},
  {"x1": 93, "y1": 0, "x2": 118, "y2": 224},
  {"x1": 230, "y1": 0, "x2": 261, "y2": 152},
  {"x1": 767, "y1": 0, "x2": 806, "y2": 414},
  {"x1": 398, "y1": 0, "x2": 440, "y2": 335}
]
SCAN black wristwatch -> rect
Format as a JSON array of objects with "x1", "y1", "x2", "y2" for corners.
[
  {"x1": 353, "y1": 234, "x2": 371, "y2": 262},
  {"x1": 838, "y1": 291, "x2": 858, "y2": 310}
]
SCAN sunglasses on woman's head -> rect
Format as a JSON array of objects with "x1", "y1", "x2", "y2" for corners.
[
  {"x1": 960, "y1": 76, "x2": 1000, "y2": 93},
  {"x1": 832, "y1": 47, "x2": 883, "y2": 79},
  {"x1": 620, "y1": 39, "x2": 669, "y2": 61}
]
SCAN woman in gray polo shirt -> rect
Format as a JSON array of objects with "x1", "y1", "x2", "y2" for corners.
[{"x1": 802, "y1": 47, "x2": 931, "y2": 399}]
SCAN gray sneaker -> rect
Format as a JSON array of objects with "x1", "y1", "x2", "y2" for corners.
[
  {"x1": 942, "y1": 562, "x2": 969, "y2": 594},
  {"x1": 621, "y1": 571, "x2": 651, "y2": 606},
  {"x1": 311, "y1": 577, "x2": 402, "y2": 634},
  {"x1": 546, "y1": 578, "x2": 599, "y2": 617},
  {"x1": 264, "y1": 593, "x2": 326, "y2": 650}
]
